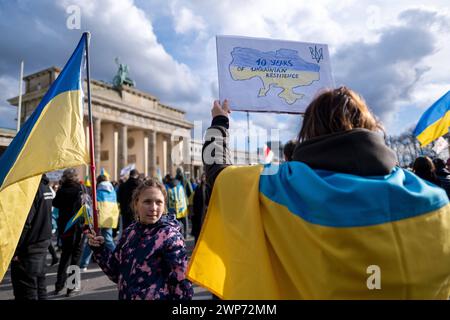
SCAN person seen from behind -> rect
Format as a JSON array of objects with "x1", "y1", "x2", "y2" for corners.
[{"x1": 197, "y1": 86, "x2": 450, "y2": 299}]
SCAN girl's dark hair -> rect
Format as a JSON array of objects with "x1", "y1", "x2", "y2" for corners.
[
  {"x1": 131, "y1": 178, "x2": 167, "y2": 219},
  {"x1": 298, "y1": 86, "x2": 383, "y2": 142}
]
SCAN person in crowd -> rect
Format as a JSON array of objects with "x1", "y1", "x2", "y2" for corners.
[
  {"x1": 190, "y1": 177, "x2": 198, "y2": 191},
  {"x1": 117, "y1": 169, "x2": 141, "y2": 230},
  {"x1": 433, "y1": 158, "x2": 450, "y2": 198},
  {"x1": 10, "y1": 175, "x2": 53, "y2": 300},
  {"x1": 52, "y1": 168, "x2": 86, "y2": 297},
  {"x1": 167, "y1": 177, "x2": 188, "y2": 238},
  {"x1": 191, "y1": 173, "x2": 207, "y2": 244},
  {"x1": 80, "y1": 174, "x2": 119, "y2": 271},
  {"x1": 283, "y1": 140, "x2": 296, "y2": 162},
  {"x1": 413, "y1": 156, "x2": 441, "y2": 187},
  {"x1": 87, "y1": 178, "x2": 193, "y2": 300},
  {"x1": 47, "y1": 181, "x2": 59, "y2": 265},
  {"x1": 196, "y1": 87, "x2": 450, "y2": 299}
]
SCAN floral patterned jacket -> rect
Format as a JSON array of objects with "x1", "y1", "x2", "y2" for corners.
[{"x1": 92, "y1": 215, "x2": 193, "y2": 300}]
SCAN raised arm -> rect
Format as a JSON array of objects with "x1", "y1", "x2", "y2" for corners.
[{"x1": 202, "y1": 99, "x2": 233, "y2": 193}]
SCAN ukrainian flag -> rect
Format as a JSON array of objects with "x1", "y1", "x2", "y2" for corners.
[
  {"x1": 188, "y1": 163, "x2": 450, "y2": 299},
  {"x1": 64, "y1": 204, "x2": 88, "y2": 233},
  {"x1": 414, "y1": 91, "x2": 450, "y2": 146},
  {"x1": 97, "y1": 184, "x2": 120, "y2": 229},
  {"x1": 0, "y1": 34, "x2": 89, "y2": 281}
]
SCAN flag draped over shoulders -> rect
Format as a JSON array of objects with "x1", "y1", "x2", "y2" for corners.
[
  {"x1": 0, "y1": 34, "x2": 89, "y2": 281},
  {"x1": 188, "y1": 162, "x2": 450, "y2": 299}
]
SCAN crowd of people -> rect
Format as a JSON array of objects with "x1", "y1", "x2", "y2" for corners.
[
  {"x1": 8, "y1": 86, "x2": 450, "y2": 300},
  {"x1": 10, "y1": 165, "x2": 207, "y2": 300}
]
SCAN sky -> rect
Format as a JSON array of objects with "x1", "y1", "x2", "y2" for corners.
[{"x1": 0, "y1": 0, "x2": 449, "y2": 150}]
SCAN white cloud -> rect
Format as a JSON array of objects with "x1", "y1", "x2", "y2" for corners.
[
  {"x1": 0, "y1": 75, "x2": 19, "y2": 129},
  {"x1": 170, "y1": 4, "x2": 206, "y2": 35},
  {"x1": 55, "y1": 0, "x2": 202, "y2": 106}
]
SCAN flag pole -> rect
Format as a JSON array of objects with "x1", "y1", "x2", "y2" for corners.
[
  {"x1": 16, "y1": 61, "x2": 24, "y2": 132},
  {"x1": 84, "y1": 32, "x2": 99, "y2": 234},
  {"x1": 247, "y1": 111, "x2": 250, "y2": 164}
]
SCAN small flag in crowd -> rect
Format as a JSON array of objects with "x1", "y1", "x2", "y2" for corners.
[
  {"x1": 414, "y1": 91, "x2": 450, "y2": 146},
  {"x1": 100, "y1": 167, "x2": 110, "y2": 180},
  {"x1": 64, "y1": 204, "x2": 92, "y2": 233},
  {"x1": 263, "y1": 144, "x2": 274, "y2": 164}
]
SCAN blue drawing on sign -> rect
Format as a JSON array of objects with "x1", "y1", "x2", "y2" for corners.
[{"x1": 309, "y1": 46, "x2": 323, "y2": 63}]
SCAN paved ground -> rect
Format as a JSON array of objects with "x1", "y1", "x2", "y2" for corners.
[{"x1": 0, "y1": 236, "x2": 213, "y2": 300}]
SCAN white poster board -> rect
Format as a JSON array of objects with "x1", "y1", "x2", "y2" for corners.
[{"x1": 217, "y1": 35, "x2": 334, "y2": 114}]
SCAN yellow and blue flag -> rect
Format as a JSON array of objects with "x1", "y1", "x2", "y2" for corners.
[
  {"x1": 97, "y1": 182, "x2": 119, "y2": 228},
  {"x1": 414, "y1": 91, "x2": 450, "y2": 146},
  {"x1": 188, "y1": 163, "x2": 450, "y2": 299},
  {"x1": 0, "y1": 34, "x2": 89, "y2": 281},
  {"x1": 64, "y1": 204, "x2": 91, "y2": 233},
  {"x1": 100, "y1": 167, "x2": 111, "y2": 180}
]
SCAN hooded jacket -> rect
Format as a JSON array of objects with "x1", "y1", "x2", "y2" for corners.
[
  {"x1": 92, "y1": 214, "x2": 193, "y2": 300},
  {"x1": 190, "y1": 115, "x2": 450, "y2": 299}
]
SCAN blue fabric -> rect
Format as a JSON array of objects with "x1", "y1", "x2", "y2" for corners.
[
  {"x1": 97, "y1": 181, "x2": 118, "y2": 203},
  {"x1": 0, "y1": 34, "x2": 86, "y2": 188},
  {"x1": 260, "y1": 162, "x2": 449, "y2": 227}
]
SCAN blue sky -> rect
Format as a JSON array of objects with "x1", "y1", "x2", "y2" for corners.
[{"x1": 0, "y1": 0, "x2": 449, "y2": 148}]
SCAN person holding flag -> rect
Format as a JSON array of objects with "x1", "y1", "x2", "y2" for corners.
[
  {"x1": 87, "y1": 178, "x2": 193, "y2": 300},
  {"x1": 0, "y1": 33, "x2": 91, "y2": 283},
  {"x1": 189, "y1": 87, "x2": 450, "y2": 299}
]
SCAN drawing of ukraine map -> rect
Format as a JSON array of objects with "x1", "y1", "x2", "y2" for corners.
[
  {"x1": 217, "y1": 36, "x2": 334, "y2": 113},
  {"x1": 229, "y1": 48, "x2": 320, "y2": 105}
]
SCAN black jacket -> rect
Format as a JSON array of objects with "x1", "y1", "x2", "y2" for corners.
[
  {"x1": 436, "y1": 168, "x2": 450, "y2": 198},
  {"x1": 15, "y1": 175, "x2": 53, "y2": 255},
  {"x1": 53, "y1": 180, "x2": 83, "y2": 236},
  {"x1": 117, "y1": 177, "x2": 140, "y2": 222}
]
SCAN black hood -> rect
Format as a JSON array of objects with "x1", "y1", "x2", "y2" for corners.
[{"x1": 293, "y1": 129, "x2": 397, "y2": 176}]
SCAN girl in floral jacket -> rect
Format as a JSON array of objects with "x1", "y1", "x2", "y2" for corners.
[{"x1": 88, "y1": 178, "x2": 193, "y2": 300}]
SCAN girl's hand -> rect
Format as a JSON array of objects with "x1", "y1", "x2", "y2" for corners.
[{"x1": 87, "y1": 232, "x2": 105, "y2": 247}]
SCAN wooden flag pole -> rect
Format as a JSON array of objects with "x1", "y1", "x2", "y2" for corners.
[{"x1": 84, "y1": 32, "x2": 99, "y2": 234}]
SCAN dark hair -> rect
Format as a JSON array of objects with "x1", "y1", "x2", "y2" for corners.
[
  {"x1": 96, "y1": 174, "x2": 108, "y2": 185},
  {"x1": 129, "y1": 169, "x2": 139, "y2": 178},
  {"x1": 413, "y1": 156, "x2": 438, "y2": 184},
  {"x1": 283, "y1": 140, "x2": 297, "y2": 162},
  {"x1": 298, "y1": 86, "x2": 383, "y2": 142},
  {"x1": 433, "y1": 158, "x2": 446, "y2": 171},
  {"x1": 61, "y1": 168, "x2": 79, "y2": 185},
  {"x1": 131, "y1": 178, "x2": 167, "y2": 219}
]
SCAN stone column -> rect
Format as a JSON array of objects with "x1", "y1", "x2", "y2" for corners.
[
  {"x1": 167, "y1": 134, "x2": 173, "y2": 176},
  {"x1": 94, "y1": 118, "x2": 101, "y2": 169},
  {"x1": 144, "y1": 136, "x2": 149, "y2": 177},
  {"x1": 118, "y1": 124, "x2": 128, "y2": 176},
  {"x1": 113, "y1": 130, "x2": 118, "y2": 181},
  {"x1": 148, "y1": 130, "x2": 157, "y2": 177}
]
